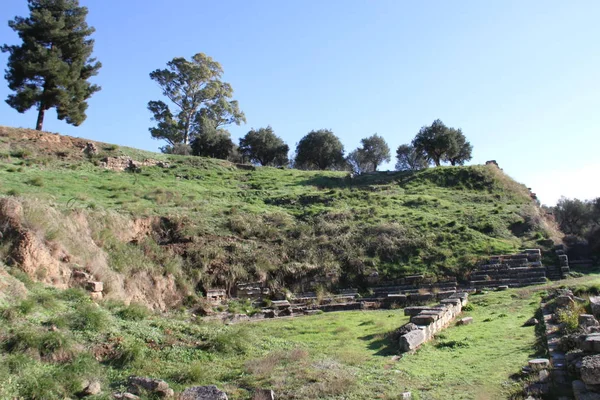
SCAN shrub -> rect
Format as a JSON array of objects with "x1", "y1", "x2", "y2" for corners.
[
  {"x1": 117, "y1": 303, "x2": 150, "y2": 321},
  {"x1": 201, "y1": 326, "x2": 251, "y2": 354},
  {"x1": 462, "y1": 303, "x2": 474, "y2": 312},
  {"x1": 70, "y1": 303, "x2": 108, "y2": 332},
  {"x1": 114, "y1": 339, "x2": 147, "y2": 368},
  {"x1": 58, "y1": 287, "x2": 88, "y2": 302}
]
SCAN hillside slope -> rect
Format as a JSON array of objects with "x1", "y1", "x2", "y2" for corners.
[{"x1": 0, "y1": 126, "x2": 560, "y2": 308}]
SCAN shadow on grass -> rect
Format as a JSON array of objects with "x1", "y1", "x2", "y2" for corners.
[
  {"x1": 298, "y1": 171, "x2": 417, "y2": 190},
  {"x1": 359, "y1": 330, "x2": 400, "y2": 356}
]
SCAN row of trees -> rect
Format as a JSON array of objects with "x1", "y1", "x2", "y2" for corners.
[
  {"x1": 148, "y1": 53, "x2": 473, "y2": 171},
  {"x1": 2, "y1": 1, "x2": 474, "y2": 171}
]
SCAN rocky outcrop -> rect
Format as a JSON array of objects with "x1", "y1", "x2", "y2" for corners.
[{"x1": 100, "y1": 156, "x2": 169, "y2": 172}]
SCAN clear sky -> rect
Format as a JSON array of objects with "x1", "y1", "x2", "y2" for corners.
[{"x1": 1, "y1": 1, "x2": 599, "y2": 205}]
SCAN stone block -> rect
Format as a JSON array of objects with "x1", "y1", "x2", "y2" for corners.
[
  {"x1": 582, "y1": 335, "x2": 600, "y2": 353},
  {"x1": 457, "y1": 317, "x2": 473, "y2": 326},
  {"x1": 180, "y1": 385, "x2": 228, "y2": 400},
  {"x1": 528, "y1": 358, "x2": 550, "y2": 371},
  {"x1": 86, "y1": 281, "x2": 103, "y2": 292},
  {"x1": 581, "y1": 355, "x2": 600, "y2": 385},
  {"x1": 497, "y1": 285, "x2": 509, "y2": 291},
  {"x1": 399, "y1": 329, "x2": 425, "y2": 352},
  {"x1": 401, "y1": 392, "x2": 411, "y2": 399},
  {"x1": 411, "y1": 315, "x2": 436, "y2": 325}
]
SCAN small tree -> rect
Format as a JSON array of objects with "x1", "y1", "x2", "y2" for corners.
[
  {"x1": 148, "y1": 53, "x2": 245, "y2": 150},
  {"x1": 444, "y1": 128, "x2": 473, "y2": 166},
  {"x1": 352, "y1": 134, "x2": 391, "y2": 172},
  {"x1": 554, "y1": 197, "x2": 593, "y2": 236},
  {"x1": 2, "y1": 0, "x2": 102, "y2": 130},
  {"x1": 294, "y1": 129, "x2": 345, "y2": 170},
  {"x1": 239, "y1": 126, "x2": 289, "y2": 166},
  {"x1": 347, "y1": 149, "x2": 370, "y2": 174},
  {"x1": 190, "y1": 119, "x2": 235, "y2": 160},
  {"x1": 412, "y1": 119, "x2": 453, "y2": 166},
  {"x1": 395, "y1": 144, "x2": 429, "y2": 171}
]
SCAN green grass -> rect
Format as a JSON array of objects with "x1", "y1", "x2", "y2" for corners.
[{"x1": 6, "y1": 277, "x2": 600, "y2": 399}]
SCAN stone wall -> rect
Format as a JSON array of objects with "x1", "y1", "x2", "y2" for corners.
[{"x1": 398, "y1": 292, "x2": 468, "y2": 352}]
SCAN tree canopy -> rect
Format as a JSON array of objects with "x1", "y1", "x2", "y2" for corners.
[
  {"x1": 395, "y1": 144, "x2": 429, "y2": 171},
  {"x1": 294, "y1": 129, "x2": 345, "y2": 170},
  {"x1": 239, "y1": 126, "x2": 289, "y2": 166},
  {"x1": 190, "y1": 118, "x2": 235, "y2": 160},
  {"x1": 2, "y1": 0, "x2": 102, "y2": 131},
  {"x1": 412, "y1": 119, "x2": 472, "y2": 167},
  {"x1": 148, "y1": 53, "x2": 245, "y2": 149},
  {"x1": 350, "y1": 134, "x2": 390, "y2": 172}
]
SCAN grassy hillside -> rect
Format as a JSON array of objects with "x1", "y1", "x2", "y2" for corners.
[{"x1": 0, "y1": 126, "x2": 559, "y2": 300}]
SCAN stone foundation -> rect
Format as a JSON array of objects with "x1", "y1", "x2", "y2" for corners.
[{"x1": 398, "y1": 293, "x2": 467, "y2": 352}]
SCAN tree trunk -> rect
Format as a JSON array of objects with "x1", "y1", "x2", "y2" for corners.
[{"x1": 36, "y1": 108, "x2": 45, "y2": 131}]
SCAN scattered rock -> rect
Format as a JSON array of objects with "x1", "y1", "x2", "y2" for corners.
[
  {"x1": 401, "y1": 392, "x2": 412, "y2": 399},
  {"x1": 82, "y1": 380, "x2": 102, "y2": 396},
  {"x1": 457, "y1": 317, "x2": 473, "y2": 326},
  {"x1": 555, "y1": 295, "x2": 575, "y2": 308},
  {"x1": 180, "y1": 385, "x2": 228, "y2": 400},
  {"x1": 524, "y1": 317, "x2": 539, "y2": 327},
  {"x1": 580, "y1": 314, "x2": 600, "y2": 329},
  {"x1": 128, "y1": 376, "x2": 173, "y2": 398},
  {"x1": 581, "y1": 355, "x2": 600, "y2": 385},
  {"x1": 252, "y1": 389, "x2": 275, "y2": 400}
]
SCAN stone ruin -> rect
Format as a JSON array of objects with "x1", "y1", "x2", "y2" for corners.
[
  {"x1": 71, "y1": 269, "x2": 104, "y2": 301},
  {"x1": 206, "y1": 288, "x2": 227, "y2": 304},
  {"x1": 399, "y1": 292, "x2": 468, "y2": 352},
  {"x1": 99, "y1": 156, "x2": 170, "y2": 172},
  {"x1": 469, "y1": 249, "x2": 552, "y2": 289}
]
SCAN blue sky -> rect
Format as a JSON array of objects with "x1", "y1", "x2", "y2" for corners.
[{"x1": 1, "y1": 0, "x2": 599, "y2": 205}]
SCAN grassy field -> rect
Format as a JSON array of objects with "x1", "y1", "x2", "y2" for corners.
[{"x1": 7, "y1": 274, "x2": 600, "y2": 399}]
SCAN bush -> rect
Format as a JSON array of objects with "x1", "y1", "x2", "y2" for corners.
[
  {"x1": 70, "y1": 303, "x2": 108, "y2": 332},
  {"x1": 462, "y1": 303, "x2": 474, "y2": 312},
  {"x1": 117, "y1": 303, "x2": 150, "y2": 321},
  {"x1": 201, "y1": 326, "x2": 252, "y2": 354}
]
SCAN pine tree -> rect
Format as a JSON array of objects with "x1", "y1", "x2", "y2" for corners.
[{"x1": 2, "y1": 0, "x2": 101, "y2": 131}]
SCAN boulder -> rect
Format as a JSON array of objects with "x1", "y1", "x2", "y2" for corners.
[
  {"x1": 180, "y1": 385, "x2": 228, "y2": 400},
  {"x1": 497, "y1": 285, "x2": 509, "y2": 291},
  {"x1": 457, "y1": 317, "x2": 473, "y2": 326},
  {"x1": 581, "y1": 355, "x2": 600, "y2": 385},
  {"x1": 82, "y1": 381, "x2": 102, "y2": 396},
  {"x1": 401, "y1": 392, "x2": 412, "y2": 399},
  {"x1": 252, "y1": 389, "x2": 275, "y2": 400},
  {"x1": 399, "y1": 329, "x2": 425, "y2": 352}
]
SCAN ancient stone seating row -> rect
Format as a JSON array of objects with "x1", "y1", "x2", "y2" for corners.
[{"x1": 469, "y1": 249, "x2": 548, "y2": 289}]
